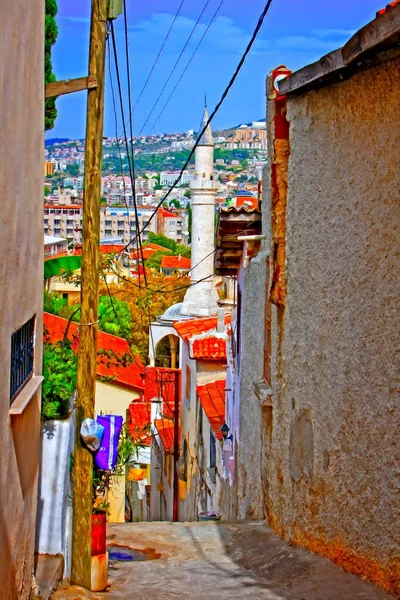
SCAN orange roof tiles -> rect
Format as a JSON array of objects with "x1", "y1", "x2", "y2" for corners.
[
  {"x1": 160, "y1": 255, "x2": 191, "y2": 270},
  {"x1": 197, "y1": 379, "x2": 226, "y2": 440},
  {"x1": 143, "y1": 366, "x2": 181, "y2": 419},
  {"x1": 73, "y1": 244, "x2": 125, "y2": 255},
  {"x1": 43, "y1": 312, "x2": 144, "y2": 392},
  {"x1": 154, "y1": 418, "x2": 179, "y2": 454},
  {"x1": 128, "y1": 401, "x2": 151, "y2": 446},
  {"x1": 173, "y1": 314, "x2": 231, "y2": 341},
  {"x1": 192, "y1": 337, "x2": 226, "y2": 360},
  {"x1": 377, "y1": 0, "x2": 399, "y2": 15}
]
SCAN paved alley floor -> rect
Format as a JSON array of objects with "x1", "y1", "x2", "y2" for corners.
[{"x1": 51, "y1": 521, "x2": 394, "y2": 600}]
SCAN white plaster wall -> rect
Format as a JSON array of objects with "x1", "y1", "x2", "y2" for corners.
[
  {"x1": 95, "y1": 381, "x2": 139, "y2": 417},
  {"x1": 36, "y1": 414, "x2": 75, "y2": 578}
]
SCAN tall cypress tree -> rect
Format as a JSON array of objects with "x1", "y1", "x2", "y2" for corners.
[{"x1": 45, "y1": 0, "x2": 58, "y2": 131}]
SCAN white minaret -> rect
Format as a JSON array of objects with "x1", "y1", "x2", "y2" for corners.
[{"x1": 181, "y1": 104, "x2": 219, "y2": 317}]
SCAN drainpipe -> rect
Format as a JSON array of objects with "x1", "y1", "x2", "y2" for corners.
[{"x1": 173, "y1": 370, "x2": 180, "y2": 522}]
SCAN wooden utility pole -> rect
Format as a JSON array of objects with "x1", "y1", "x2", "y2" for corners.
[{"x1": 71, "y1": 0, "x2": 108, "y2": 588}]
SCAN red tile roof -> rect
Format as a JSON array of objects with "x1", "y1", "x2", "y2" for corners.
[
  {"x1": 235, "y1": 195, "x2": 259, "y2": 210},
  {"x1": 377, "y1": 0, "x2": 399, "y2": 15},
  {"x1": 73, "y1": 244, "x2": 125, "y2": 255},
  {"x1": 128, "y1": 401, "x2": 151, "y2": 446},
  {"x1": 197, "y1": 379, "x2": 226, "y2": 440},
  {"x1": 144, "y1": 367, "x2": 181, "y2": 419},
  {"x1": 160, "y1": 208, "x2": 177, "y2": 218},
  {"x1": 154, "y1": 418, "x2": 179, "y2": 454},
  {"x1": 191, "y1": 337, "x2": 227, "y2": 360},
  {"x1": 160, "y1": 255, "x2": 191, "y2": 270},
  {"x1": 43, "y1": 312, "x2": 144, "y2": 392},
  {"x1": 130, "y1": 247, "x2": 156, "y2": 261},
  {"x1": 173, "y1": 314, "x2": 231, "y2": 341}
]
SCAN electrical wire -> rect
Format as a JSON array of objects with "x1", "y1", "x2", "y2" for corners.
[
  {"x1": 110, "y1": 20, "x2": 145, "y2": 290},
  {"x1": 138, "y1": 0, "x2": 211, "y2": 137},
  {"x1": 149, "y1": 0, "x2": 224, "y2": 135},
  {"x1": 107, "y1": 38, "x2": 138, "y2": 271},
  {"x1": 132, "y1": 0, "x2": 185, "y2": 114},
  {"x1": 121, "y1": 0, "x2": 274, "y2": 254},
  {"x1": 122, "y1": 1, "x2": 157, "y2": 359}
]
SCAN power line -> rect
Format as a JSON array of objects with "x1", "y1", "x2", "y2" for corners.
[
  {"x1": 107, "y1": 39, "x2": 137, "y2": 264},
  {"x1": 110, "y1": 20, "x2": 146, "y2": 291},
  {"x1": 120, "y1": 3, "x2": 157, "y2": 360},
  {"x1": 138, "y1": 0, "x2": 211, "y2": 137},
  {"x1": 132, "y1": 0, "x2": 185, "y2": 114},
  {"x1": 149, "y1": 0, "x2": 224, "y2": 135},
  {"x1": 121, "y1": 0, "x2": 274, "y2": 253}
]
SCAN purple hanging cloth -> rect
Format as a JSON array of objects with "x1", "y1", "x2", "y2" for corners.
[{"x1": 95, "y1": 414, "x2": 123, "y2": 471}]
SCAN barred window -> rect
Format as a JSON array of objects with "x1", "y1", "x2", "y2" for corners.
[{"x1": 10, "y1": 316, "x2": 35, "y2": 403}]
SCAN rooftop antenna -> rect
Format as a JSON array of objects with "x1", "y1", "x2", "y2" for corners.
[{"x1": 204, "y1": 94, "x2": 207, "y2": 108}]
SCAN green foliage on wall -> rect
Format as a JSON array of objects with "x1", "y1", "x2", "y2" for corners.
[
  {"x1": 42, "y1": 339, "x2": 77, "y2": 420},
  {"x1": 45, "y1": 0, "x2": 58, "y2": 131}
]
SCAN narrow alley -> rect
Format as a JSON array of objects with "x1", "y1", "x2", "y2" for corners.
[{"x1": 51, "y1": 521, "x2": 393, "y2": 600}]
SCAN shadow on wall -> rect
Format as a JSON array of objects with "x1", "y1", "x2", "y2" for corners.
[
  {"x1": 216, "y1": 522, "x2": 392, "y2": 600},
  {"x1": 0, "y1": 507, "x2": 18, "y2": 599}
]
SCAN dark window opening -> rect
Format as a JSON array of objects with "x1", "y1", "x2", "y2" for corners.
[
  {"x1": 264, "y1": 258, "x2": 272, "y2": 385},
  {"x1": 209, "y1": 431, "x2": 216, "y2": 483},
  {"x1": 10, "y1": 316, "x2": 35, "y2": 403},
  {"x1": 236, "y1": 287, "x2": 242, "y2": 367}
]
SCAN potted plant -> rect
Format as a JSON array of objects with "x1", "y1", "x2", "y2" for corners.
[{"x1": 91, "y1": 423, "x2": 139, "y2": 554}]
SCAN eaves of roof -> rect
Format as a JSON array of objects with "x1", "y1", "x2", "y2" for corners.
[{"x1": 279, "y1": 2, "x2": 400, "y2": 97}]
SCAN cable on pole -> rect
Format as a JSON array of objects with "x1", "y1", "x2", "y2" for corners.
[
  {"x1": 132, "y1": 0, "x2": 185, "y2": 114},
  {"x1": 121, "y1": 0, "x2": 274, "y2": 254},
  {"x1": 149, "y1": 0, "x2": 224, "y2": 135},
  {"x1": 138, "y1": 0, "x2": 211, "y2": 136}
]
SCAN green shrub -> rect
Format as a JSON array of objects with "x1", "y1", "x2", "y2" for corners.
[{"x1": 42, "y1": 340, "x2": 77, "y2": 420}]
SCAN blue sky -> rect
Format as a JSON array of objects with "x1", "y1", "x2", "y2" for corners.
[{"x1": 49, "y1": 0, "x2": 382, "y2": 139}]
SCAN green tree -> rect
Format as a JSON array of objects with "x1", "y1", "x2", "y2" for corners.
[
  {"x1": 145, "y1": 249, "x2": 172, "y2": 271},
  {"x1": 45, "y1": 0, "x2": 58, "y2": 131},
  {"x1": 148, "y1": 232, "x2": 176, "y2": 251},
  {"x1": 97, "y1": 295, "x2": 133, "y2": 340},
  {"x1": 42, "y1": 339, "x2": 78, "y2": 419},
  {"x1": 44, "y1": 186, "x2": 51, "y2": 196},
  {"x1": 169, "y1": 199, "x2": 181, "y2": 208},
  {"x1": 184, "y1": 189, "x2": 191, "y2": 199},
  {"x1": 65, "y1": 164, "x2": 80, "y2": 176}
]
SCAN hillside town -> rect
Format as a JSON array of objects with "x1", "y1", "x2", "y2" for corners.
[{"x1": 1, "y1": 1, "x2": 399, "y2": 600}]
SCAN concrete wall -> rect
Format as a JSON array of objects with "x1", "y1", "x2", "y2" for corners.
[
  {"x1": 178, "y1": 340, "x2": 227, "y2": 521},
  {"x1": 265, "y1": 59, "x2": 400, "y2": 594},
  {"x1": 0, "y1": 1, "x2": 44, "y2": 597},
  {"x1": 36, "y1": 415, "x2": 75, "y2": 578},
  {"x1": 95, "y1": 381, "x2": 140, "y2": 522},
  {"x1": 232, "y1": 250, "x2": 269, "y2": 521}
]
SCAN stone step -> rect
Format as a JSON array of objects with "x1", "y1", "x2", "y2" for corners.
[{"x1": 34, "y1": 554, "x2": 64, "y2": 600}]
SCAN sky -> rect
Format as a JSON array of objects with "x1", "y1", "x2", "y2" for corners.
[{"x1": 49, "y1": 0, "x2": 383, "y2": 139}]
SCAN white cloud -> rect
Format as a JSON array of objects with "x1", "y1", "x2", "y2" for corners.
[{"x1": 58, "y1": 15, "x2": 90, "y2": 24}]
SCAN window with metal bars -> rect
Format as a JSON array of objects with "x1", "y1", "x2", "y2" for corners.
[{"x1": 10, "y1": 316, "x2": 35, "y2": 403}]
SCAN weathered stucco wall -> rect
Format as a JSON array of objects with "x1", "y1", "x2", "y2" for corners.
[
  {"x1": 266, "y1": 58, "x2": 400, "y2": 594},
  {"x1": 0, "y1": 1, "x2": 44, "y2": 597},
  {"x1": 234, "y1": 253, "x2": 268, "y2": 520}
]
